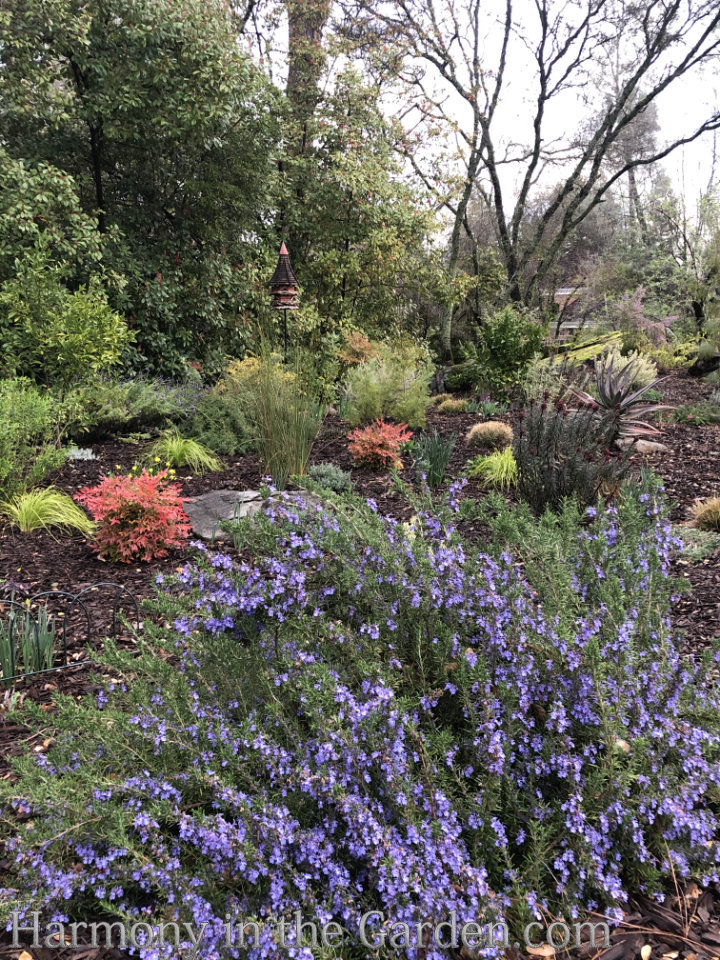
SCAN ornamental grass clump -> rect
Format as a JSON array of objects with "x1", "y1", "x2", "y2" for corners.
[
  {"x1": 437, "y1": 398, "x2": 469, "y2": 415},
  {"x1": 0, "y1": 487, "x2": 96, "y2": 537},
  {"x1": 467, "y1": 447, "x2": 517, "y2": 489},
  {"x1": 244, "y1": 356, "x2": 324, "y2": 490},
  {"x1": 466, "y1": 421, "x2": 513, "y2": 450},
  {"x1": 75, "y1": 469, "x2": 190, "y2": 562},
  {"x1": 4, "y1": 475, "x2": 720, "y2": 957},
  {"x1": 689, "y1": 496, "x2": 720, "y2": 531},
  {"x1": 144, "y1": 430, "x2": 222, "y2": 474}
]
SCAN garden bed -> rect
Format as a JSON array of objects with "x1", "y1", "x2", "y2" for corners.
[
  {"x1": 1, "y1": 373, "x2": 717, "y2": 685},
  {"x1": 1, "y1": 374, "x2": 720, "y2": 960}
]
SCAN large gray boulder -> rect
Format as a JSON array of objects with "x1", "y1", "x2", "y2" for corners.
[
  {"x1": 184, "y1": 490, "x2": 262, "y2": 541},
  {"x1": 184, "y1": 489, "x2": 329, "y2": 541}
]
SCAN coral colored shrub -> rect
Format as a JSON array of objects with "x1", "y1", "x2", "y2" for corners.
[
  {"x1": 76, "y1": 470, "x2": 190, "y2": 562},
  {"x1": 347, "y1": 419, "x2": 411, "y2": 470}
]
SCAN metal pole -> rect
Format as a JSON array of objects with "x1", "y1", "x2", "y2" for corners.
[{"x1": 284, "y1": 308, "x2": 288, "y2": 363}]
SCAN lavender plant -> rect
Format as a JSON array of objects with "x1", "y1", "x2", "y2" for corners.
[{"x1": 1, "y1": 477, "x2": 720, "y2": 960}]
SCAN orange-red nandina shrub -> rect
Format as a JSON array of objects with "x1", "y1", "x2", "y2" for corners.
[
  {"x1": 347, "y1": 419, "x2": 412, "y2": 470},
  {"x1": 75, "y1": 470, "x2": 190, "y2": 562}
]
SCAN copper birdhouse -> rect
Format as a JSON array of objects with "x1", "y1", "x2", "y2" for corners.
[{"x1": 270, "y1": 242, "x2": 300, "y2": 310}]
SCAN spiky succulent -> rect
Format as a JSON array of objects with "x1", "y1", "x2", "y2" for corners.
[{"x1": 570, "y1": 353, "x2": 672, "y2": 439}]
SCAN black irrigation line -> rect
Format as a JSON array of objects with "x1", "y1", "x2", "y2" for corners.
[{"x1": 0, "y1": 583, "x2": 140, "y2": 687}]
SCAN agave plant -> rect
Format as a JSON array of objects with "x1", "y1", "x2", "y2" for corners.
[{"x1": 570, "y1": 353, "x2": 672, "y2": 440}]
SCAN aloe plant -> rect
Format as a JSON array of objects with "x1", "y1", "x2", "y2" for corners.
[{"x1": 570, "y1": 353, "x2": 672, "y2": 440}]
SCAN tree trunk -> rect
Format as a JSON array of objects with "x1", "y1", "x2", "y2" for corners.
[
  {"x1": 283, "y1": 0, "x2": 331, "y2": 256},
  {"x1": 442, "y1": 152, "x2": 482, "y2": 360},
  {"x1": 627, "y1": 166, "x2": 648, "y2": 241}
]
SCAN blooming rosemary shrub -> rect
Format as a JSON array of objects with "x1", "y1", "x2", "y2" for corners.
[
  {"x1": 3, "y1": 476, "x2": 720, "y2": 960},
  {"x1": 514, "y1": 398, "x2": 629, "y2": 514},
  {"x1": 347, "y1": 419, "x2": 412, "y2": 470},
  {"x1": 75, "y1": 470, "x2": 190, "y2": 562}
]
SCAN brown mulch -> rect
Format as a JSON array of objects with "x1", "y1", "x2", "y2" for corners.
[{"x1": 0, "y1": 374, "x2": 720, "y2": 960}]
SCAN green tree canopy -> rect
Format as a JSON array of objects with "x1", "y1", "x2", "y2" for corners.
[{"x1": 0, "y1": 0, "x2": 281, "y2": 374}]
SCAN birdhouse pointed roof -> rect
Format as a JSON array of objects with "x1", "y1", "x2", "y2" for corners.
[{"x1": 270, "y1": 242, "x2": 298, "y2": 289}]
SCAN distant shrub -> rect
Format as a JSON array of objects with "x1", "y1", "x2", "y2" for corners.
[
  {"x1": 673, "y1": 401, "x2": 720, "y2": 426},
  {"x1": 690, "y1": 497, "x2": 720, "y2": 532},
  {"x1": 0, "y1": 379, "x2": 64, "y2": 499},
  {"x1": 466, "y1": 421, "x2": 513, "y2": 450},
  {"x1": 0, "y1": 244, "x2": 133, "y2": 391},
  {"x1": 697, "y1": 340, "x2": 717, "y2": 362},
  {"x1": 428, "y1": 392, "x2": 454, "y2": 406},
  {"x1": 307, "y1": 463, "x2": 353, "y2": 494},
  {"x1": 467, "y1": 448, "x2": 518, "y2": 489},
  {"x1": 348, "y1": 419, "x2": 412, "y2": 470},
  {"x1": 522, "y1": 354, "x2": 578, "y2": 402},
  {"x1": 602, "y1": 347, "x2": 658, "y2": 389},
  {"x1": 474, "y1": 306, "x2": 546, "y2": 396},
  {"x1": 338, "y1": 330, "x2": 378, "y2": 367},
  {"x1": 69, "y1": 377, "x2": 202, "y2": 441},
  {"x1": 76, "y1": 470, "x2": 190, "y2": 562},
  {"x1": 443, "y1": 362, "x2": 475, "y2": 392},
  {"x1": 343, "y1": 341, "x2": 431, "y2": 428},
  {"x1": 187, "y1": 389, "x2": 254, "y2": 456},
  {"x1": 436, "y1": 398, "x2": 469, "y2": 415},
  {"x1": 515, "y1": 399, "x2": 629, "y2": 514},
  {"x1": 644, "y1": 339, "x2": 697, "y2": 372}
]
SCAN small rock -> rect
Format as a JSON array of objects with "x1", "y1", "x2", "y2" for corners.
[{"x1": 616, "y1": 438, "x2": 670, "y2": 455}]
